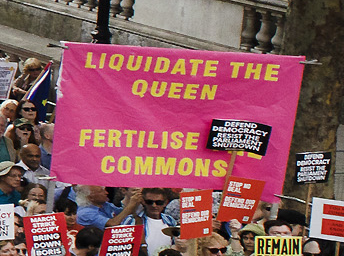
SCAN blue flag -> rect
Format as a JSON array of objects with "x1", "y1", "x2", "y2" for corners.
[{"x1": 27, "y1": 62, "x2": 52, "y2": 121}]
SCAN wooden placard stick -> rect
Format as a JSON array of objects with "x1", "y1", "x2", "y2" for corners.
[
  {"x1": 335, "y1": 241, "x2": 340, "y2": 256},
  {"x1": 216, "y1": 150, "x2": 239, "y2": 220},
  {"x1": 189, "y1": 238, "x2": 198, "y2": 256},
  {"x1": 302, "y1": 183, "x2": 313, "y2": 237}
]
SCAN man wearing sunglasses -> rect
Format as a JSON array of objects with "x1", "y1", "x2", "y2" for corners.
[{"x1": 122, "y1": 188, "x2": 177, "y2": 256}]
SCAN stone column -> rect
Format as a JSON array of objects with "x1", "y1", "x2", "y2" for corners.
[{"x1": 240, "y1": 7, "x2": 258, "y2": 52}]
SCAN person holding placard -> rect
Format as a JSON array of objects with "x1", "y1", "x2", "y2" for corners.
[
  {"x1": 228, "y1": 219, "x2": 265, "y2": 256},
  {"x1": 76, "y1": 185, "x2": 142, "y2": 230},
  {"x1": 122, "y1": 188, "x2": 177, "y2": 256},
  {"x1": 263, "y1": 220, "x2": 292, "y2": 237}
]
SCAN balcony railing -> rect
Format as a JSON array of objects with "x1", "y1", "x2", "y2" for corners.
[{"x1": 39, "y1": 0, "x2": 288, "y2": 54}]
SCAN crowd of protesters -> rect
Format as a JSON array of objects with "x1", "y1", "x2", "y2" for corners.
[{"x1": 0, "y1": 57, "x2": 343, "y2": 256}]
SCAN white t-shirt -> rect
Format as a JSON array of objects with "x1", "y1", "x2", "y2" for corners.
[{"x1": 145, "y1": 217, "x2": 172, "y2": 256}]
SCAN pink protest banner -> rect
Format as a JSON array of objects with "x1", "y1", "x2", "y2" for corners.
[
  {"x1": 99, "y1": 225, "x2": 143, "y2": 256},
  {"x1": 23, "y1": 213, "x2": 70, "y2": 256},
  {"x1": 180, "y1": 190, "x2": 213, "y2": 239},
  {"x1": 51, "y1": 42, "x2": 305, "y2": 202},
  {"x1": 216, "y1": 176, "x2": 265, "y2": 223}
]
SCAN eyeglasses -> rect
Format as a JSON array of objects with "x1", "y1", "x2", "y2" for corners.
[
  {"x1": 16, "y1": 248, "x2": 27, "y2": 254},
  {"x1": 18, "y1": 126, "x2": 32, "y2": 131},
  {"x1": 171, "y1": 230, "x2": 180, "y2": 237},
  {"x1": 28, "y1": 67, "x2": 41, "y2": 72},
  {"x1": 144, "y1": 199, "x2": 165, "y2": 206},
  {"x1": 22, "y1": 107, "x2": 37, "y2": 112},
  {"x1": 207, "y1": 247, "x2": 227, "y2": 254}
]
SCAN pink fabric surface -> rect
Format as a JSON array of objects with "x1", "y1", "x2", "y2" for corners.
[{"x1": 51, "y1": 42, "x2": 305, "y2": 203}]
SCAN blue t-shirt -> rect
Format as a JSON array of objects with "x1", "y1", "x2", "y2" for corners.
[
  {"x1": 0, "y1": 189, "x2": 21, "y2": 206},
  {"x1": 77, "y1": 202, "x2": 123, "y2": 230}
]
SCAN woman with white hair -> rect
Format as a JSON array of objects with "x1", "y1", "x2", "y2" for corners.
[{"x1": 0, "y1": 100, "x2": 18, "y2": 123}]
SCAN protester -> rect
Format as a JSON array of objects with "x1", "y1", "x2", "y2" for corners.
[
  {"x1": 0, "y1": 240, "x2": 17, "y2": 256},
  {"x1": 0, "y1": 115, "x2": 16, "y2": 162},
  {"x1": 39, "y1": 123, "x2": 54, "y2": 169},
  {"x1": 11, "y1": 58, "x2": 43, "y2": 101},
  {"x1": 264, "y1": 219, "x2": 292, "y2": 236},
  {"x1": 122, "y1": 188, "x2": 177, "y2": 256},
  {"x1": 15, "y1": 183, "x2": 47, "y2": 216},
  {"x1": 16, "y1": 144, "x2": 50, "y2": 187},
  {"x1": 251, "y1": 201, "x2": 273, "y2": 225},
  {"x1": 277, "y1": 209, "x2": 307, "y2": 236},
  {"x1": 119, "y1": 187, "x2": 144, "y2": 214},
  {"x1": 13, "y1": 237, "x2": 26, "y2": 256},
  {"x1": 158, "y1": 226, "x2": 192, "y2": 256},
  {"x1": 0, "y1": 100, "x2": 18, "y2": 123},
  {"x1": 0, "y1": 162, "x2": 24, "y2": 206},
  {"x1": 54, "y1": 198, "x2": 84, "y2": 248},
  {"x1": 302, "y1": 238, "x2": 321, "y2": 256},
  {"x1": 6, "y1": 100, "x2": 41, "y2": 143},
  {"x1": 5, "y1": 118, "x2": 36, "y2": 160},
  {"x1": 70, "y1": 227, "x2": 103, "y2": 256},
  {"x1": 197, "y1": 232, "x2": 229, "y2": 256},
  {"x1": 76, "y1": 185, "x2": 142, "y2": 230},
  {"x1": 13, "y1": 213, "x2": 24, "y2": 240},
  {"x1": 229, "y1": 220, "x2": 265, "y2": 256},
  {"x1": 26, "y1": 199, "x2": 47, "y2": 216}
]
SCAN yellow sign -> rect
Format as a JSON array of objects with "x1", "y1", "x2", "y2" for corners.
[{"x1": 255, "y1": 236, "x2": 302, "y2": 256}]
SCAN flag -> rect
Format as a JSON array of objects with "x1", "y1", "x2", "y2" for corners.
[{"x1": 26, "y1": 61, "x2": 52, "y2": 121}]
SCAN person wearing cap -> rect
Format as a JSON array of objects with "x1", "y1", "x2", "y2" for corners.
[
  {"x1": 277, "y1": 209, "x2": 307, "y2": 236},
  {"x1": 16, "y1": 144, "x2": 49, "y2": 188},
  {"x1": 0, "y1": 161, "x2": 24, "y2": 206},
  {"x1": 0, "y1": 115, "x2": 16, "y2": 162},
  {"x1": 5, "y1": 118, "x2": 37, "y2": 160},
  {"x1": 229, "y1": 219, "x2": 266, "y2": 256}
]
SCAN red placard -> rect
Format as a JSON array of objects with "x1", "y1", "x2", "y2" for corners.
[
  {"x1": 180, "y1": 190, "x2": 213, "y2": 239},
  {"x1": 99, "y1": 225, "x2": 143, "y2": 256},
  {"x1": 323, "y1": 204, "x2": 344, "y2": 217},
  {"x1": 321, "y1": 219, "x2": 344, "y2": 237},
  {"x1": 217, "y1": 176, "x2": 265, "y2": 223},
  {"x1": 23, "y1": 213, "x2": 70, "y2": 256}
]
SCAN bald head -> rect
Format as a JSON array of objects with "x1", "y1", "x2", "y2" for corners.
[
  {"x1": 40, "y1": 123, "x2": 54, "y2": 141},
  {"x1": 20, "y1": 144, "x2": 41, "y2": 170}
]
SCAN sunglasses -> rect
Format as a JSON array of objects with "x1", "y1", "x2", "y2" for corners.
[
  {"x1": 22, "y1": 107, "x2": 37, "y2": 112},
  {"x1": 171, "y1": 230, "x2": 180, "y2": 237},
  {"x1": 18, "y1": 126, "x2": 32, "y2": 131},
  {"x1": 144, "y1": 199, "x2": 165, "y2": 206},
  {"x1": 28, "y1": 67, "x2": 41, "y2": 72},
  {"x1": 16, "y1": 249, "x2": 27, "y2": 254},
  {"x1": 207, "y1": 247, "x2": 227, "y2": 254}
]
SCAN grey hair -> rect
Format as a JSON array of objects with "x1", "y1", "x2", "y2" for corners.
[
  {"x1": 0, "y1": 99, "x2": 18, "y2": 109},
  {"x1": 76, "y1": 185, "x2": 92, "y2": 207}
]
